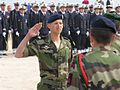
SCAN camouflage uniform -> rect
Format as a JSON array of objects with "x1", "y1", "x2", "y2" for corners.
[
  {"x1": 23, "y1": 35, "x2": 72, "y2": 90},
  {"x1": 112, "y1": 36, "x2": 120, "y2": 54},
  {"x1": 77, "y1": 46, "x2": 120, "y2": 90}
]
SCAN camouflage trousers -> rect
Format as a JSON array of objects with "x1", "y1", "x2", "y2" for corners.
[{"x1": 37, "y1": 79, "x2": 67, "y2": 90}]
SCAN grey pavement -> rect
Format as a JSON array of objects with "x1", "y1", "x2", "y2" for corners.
[{"x1": 0, "y1": 55, "x2": 40, "y2": 90}]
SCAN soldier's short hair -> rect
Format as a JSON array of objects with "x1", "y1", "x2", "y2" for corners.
[
  {"x1": 91, "y1": 29, "x2": 115, "y2": 45},
  {"x1": 91, "y1": 16, "x2": 116, "y2": 45}
]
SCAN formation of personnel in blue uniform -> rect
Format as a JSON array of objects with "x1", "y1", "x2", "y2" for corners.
[{"x1": 0, "y1": 1, "x2": 120, "y2": 56}]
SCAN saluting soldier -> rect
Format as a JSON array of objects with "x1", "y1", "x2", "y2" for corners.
[
  {"x1": 58, "y1": 4, "x2": 70, "y2": 38},
  {"x1": 16, "y1": 5, "x2": 29, "y2": 45},
  {"x1": 10, "y1": 2, "x2": 20, "y2": 49},
  {"x1": 39, "y1": 3, "x2": 50, "y2": 36},
  {"x1": 15, "y1": 14, "x2": 72, "y2": 90}
]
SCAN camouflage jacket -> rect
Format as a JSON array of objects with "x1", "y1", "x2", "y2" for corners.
[
  {"x1": 23, "y1": 35, "x2": 72, "y2": 83},
  {"x1": 78, "y1": 46, "x2": 120, "y2": 90},
  {"x1": 112, "y1": 36, "x2": 120, "y2": 54}
]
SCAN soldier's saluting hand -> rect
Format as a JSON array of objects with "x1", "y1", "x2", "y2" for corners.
[{"x1": 27, "y1": 23, "x2": 42, "y2": 38}]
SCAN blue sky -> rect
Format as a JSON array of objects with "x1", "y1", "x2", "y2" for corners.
[{"x1": 1, "y1": 0, "x2": 120, "y2": 7}]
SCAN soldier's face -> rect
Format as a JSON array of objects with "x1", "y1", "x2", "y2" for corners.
[
  {"x1": 69, "y1": 7, "x2": 73, "y2": 12},
  {"x1": 95, "y1": 8, "x2": 99, "y2": 13},
  {"x1": 19, "y1": 9, "x2": 25, "y2": 14},
  {"x1": 1, "y1": 6, "x2": 5, "y2": 11},
  {"x1": 79, "y1": 8, "x2": 84, "y2": 13},
  {"x1": 60, "y1": 7, "x2": 66, "y2": 12},
  {"x1": 33, "y1": 7, "x2": 39, "y2": 12},
  {"x1": 75, "y1": 7, "x2": 79, "y2": 11},
  {"x1": 116, "y1": 7, "x2": 120, "y2": 13},
  {"x1": 106, "y1": 8, "x2": 112, "y2": 12},
  {"x1": 48, "y1": 20, "x2": 63, "y2": 34},
  {"x1": 7, "y1": 5, "x2": 12, "y2": 12},
  {"x1": 15, "y1": 5, "x2": 19, "y2": 9},
  {"x1": 99, "y1": 9, "x2": 103, "y2": 13},
  {"x1": 50, "y1": 6, "x2": 55, "y2": 11},
  {"x1": 41, "y1": 7, "x2": 47, "y2": 12},
  {"x1": 90, "y1": 8, "x2": 93, "y2": 12}
]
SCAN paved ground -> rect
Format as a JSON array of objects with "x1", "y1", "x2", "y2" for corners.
[{"x1": 0, "y1": 55, "x2": 40, "y2": 90}]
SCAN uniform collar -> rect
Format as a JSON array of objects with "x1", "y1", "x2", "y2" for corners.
[
  {"x1": 46, "y1": 34, "x2": 65, "y2": 51},
  {"x1": 93, "y1": 46, "x2": 112, "y2": 52}
]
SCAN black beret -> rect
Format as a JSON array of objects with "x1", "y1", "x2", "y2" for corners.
[
  {"x1": 47, "y1": 14, "x2": 63, "y2": 23},
  {"x1": 91, "y1": 16, "x2": 116, "y2": 33}
]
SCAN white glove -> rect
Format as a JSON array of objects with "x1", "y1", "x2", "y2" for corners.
[
  {"x1": 86, "y1": 32, "x2": 89, "y2": 36},
  {"x1": 3, "y1": 32, "x2": 6, "y2": 37},
  {"x1": 8, "y1": 30, "x2": 12, "y2": 33},
  {"x1": 68, "y1": 31, "x2": 70, "y2": 35},
  {"x1": 10, "y1": 28, "x2": 13, "y2": 32},
  {"x1": 76, "y1": 31, "x2": 80, "y2": 35},
  {"x1": 16, "y1": 31, "x2": 19, "y2": 37}
]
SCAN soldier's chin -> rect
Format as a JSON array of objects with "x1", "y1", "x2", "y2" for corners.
[{"x1": 58, "y1": 29, "x2": 62, "y2": 32}]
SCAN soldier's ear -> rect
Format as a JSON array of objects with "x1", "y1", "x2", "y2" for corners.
[
  {"x1": 111, "y1": 34, "x2": 116, "y2": 42},
  {"x1": 90, "y1": 33, "x2": 96, "y2": 47},
  {"x1": 47, "y1": 23, "x2": 51, "y2": 29}
]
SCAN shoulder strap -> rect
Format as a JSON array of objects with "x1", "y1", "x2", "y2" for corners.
[{"x1": 78, "y1": 53, "x2": 88, "y2": 87}]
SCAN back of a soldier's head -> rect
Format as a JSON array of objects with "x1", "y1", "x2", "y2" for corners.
[{"x1": 90, "y1": 16, "x2": 116, "y2": 46}]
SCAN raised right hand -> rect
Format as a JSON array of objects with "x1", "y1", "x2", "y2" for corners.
[{"x1": 27, "y1": 23, "x2": 42, "y2": 38}]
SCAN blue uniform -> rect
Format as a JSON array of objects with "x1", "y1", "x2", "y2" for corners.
[{"x1": 16, "y1": 13, "x2": 29, "y2": 44}]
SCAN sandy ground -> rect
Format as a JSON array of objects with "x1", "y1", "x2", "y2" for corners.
[
  {"x1": 0, "y1": 33, "x2": 40, "y2": 90},
  {"x1": 0, "y1": 56, "x2": 40, "y2": 90}
]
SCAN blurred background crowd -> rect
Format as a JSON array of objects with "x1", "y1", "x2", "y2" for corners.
[{"x1": 0, "y1": 0, "x2": 120, "y2": 55}]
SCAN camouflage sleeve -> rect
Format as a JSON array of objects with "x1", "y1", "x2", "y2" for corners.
[
  {"x1": 66, "y1": 39, "x2": 72, "y2": 64},
  {"x1": 23, "y1": 40, "x2": 39, "y2": 57}
]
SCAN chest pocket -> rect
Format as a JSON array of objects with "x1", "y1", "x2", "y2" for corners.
[{"x1": 38, "y1": 44, "x2": 58, "y2": 69}]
